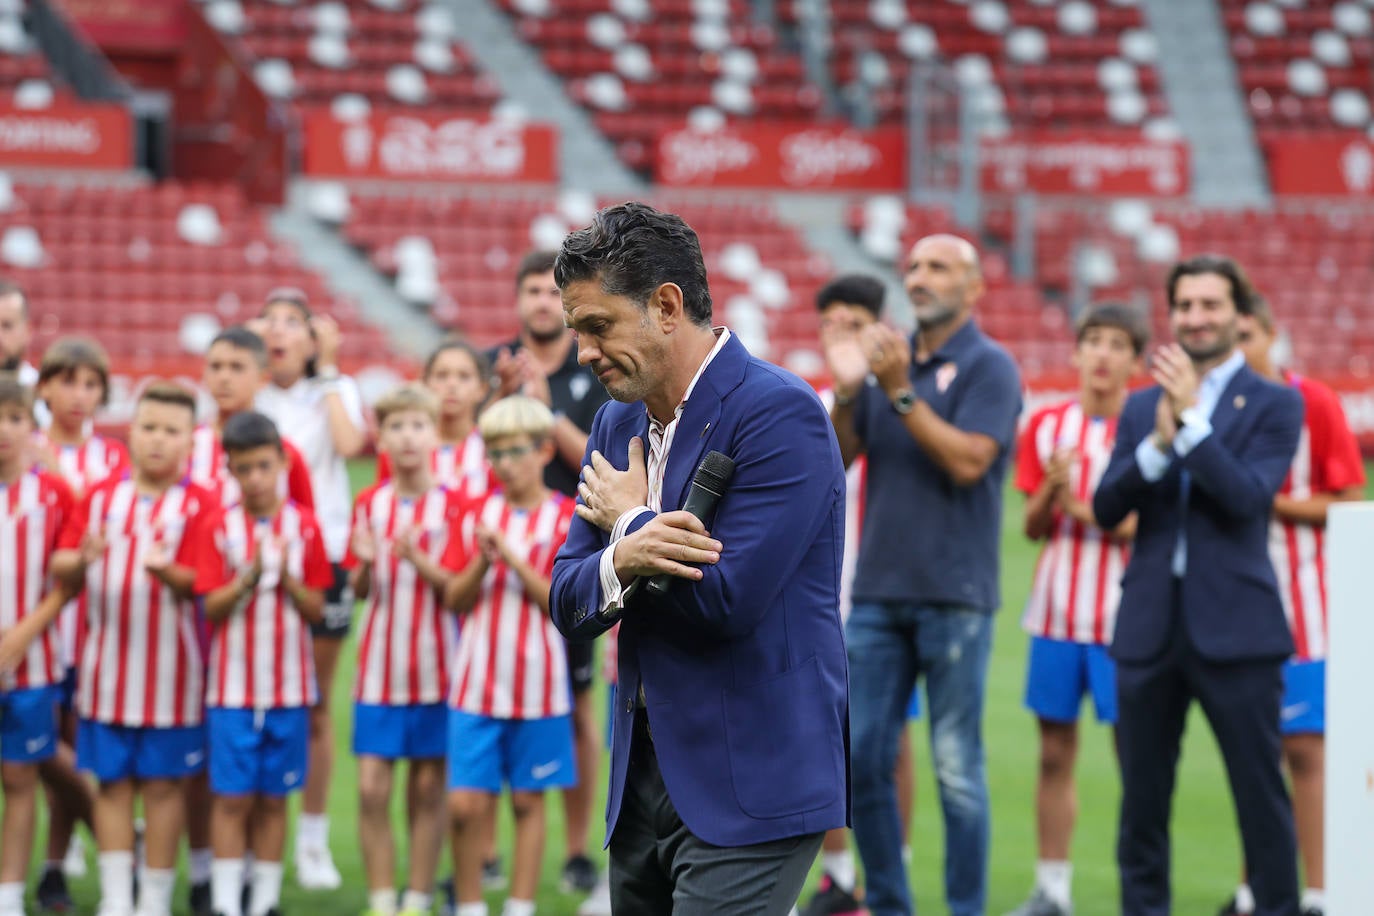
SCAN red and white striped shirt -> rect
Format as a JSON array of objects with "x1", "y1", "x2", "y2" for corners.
[
  {"x1": 443, "y1": 491, "x2": 575, "y2": 719},
  {"x1": 1016, "y1": 400, "x2": 1129, "y2": 645},
  {"x1": 819, "y1": 388, "x2": 868, "y2": 623},
  {"x1": 0, "y1": 470, "x2": 74, "y2": 690},
  {"x1": 59, "y1": 476, "x2": 213, "y2": 727},
  {"x1": 188, "y1": 424, "x2": 316, "y2": 512},
  {"x1": 50, "y1": 435, "x2": 129, "y2": 494},
  {"x1": 346, "y1": 483, "x2": 465, "y2": 706},
  {"x1": 194, "y1": 501, "x2": 333, "y2": 709},
  {"x1": 1270, "y1": 372, "x2": 1365, "y2": 661},
  {"x1": 43, "y1": 434, "x2": 128, "y2": 671},
  {"x1": 376, "y1": 433, "x2": 497, "y2": 500}
]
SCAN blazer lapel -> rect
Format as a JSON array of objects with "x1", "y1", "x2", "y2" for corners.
[
  {"x1": 611, "y1": 409, "x2": 650, "y2": 470},
  {"x1": 661, "y1": 333, "x2": 749, "y2": 511},
  {"x1": 1207, "y1": 364, "x2": 1256, "y2": 445}
]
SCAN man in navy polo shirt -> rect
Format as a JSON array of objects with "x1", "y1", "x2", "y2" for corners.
[{"x1": 826, "y1": 234, "x2": 1022, "y2": 916}]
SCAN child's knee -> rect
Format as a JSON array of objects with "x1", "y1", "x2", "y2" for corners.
[{"x1": 0, "y1": 762, "x2": 38, "y2": 795}]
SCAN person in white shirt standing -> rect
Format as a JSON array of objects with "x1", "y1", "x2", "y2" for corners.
[{"x1": 251, "y1": 288, "x2": 368, "y2": 890}]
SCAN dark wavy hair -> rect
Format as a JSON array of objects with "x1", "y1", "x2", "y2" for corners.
[
  {"x1": 816, "y1": 273, "x2": 885, "y2": 317},
  {"x1": 1076, "y1": 302, "x2": 1150, "y2": 356},
  {"x1": 221, "y1": 411, "x2": 283, "y2": 456},
  {"x1": 1165, "y1": 254, "x2": 1260, "y2": 316},
  {"x1": 554, "y1": 201, "x2": 712, "y2": 327}
]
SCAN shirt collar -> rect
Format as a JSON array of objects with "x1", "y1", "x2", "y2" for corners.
[
  {"x1": 649, "y1": 327, "x2": 731, "y2": 428},
  {"x1": 917, "y1": 317, "x2": 982, "y2": 364},
  {"x1": 1200, "y1": 349, "x2": 1245, "y2": 398}
]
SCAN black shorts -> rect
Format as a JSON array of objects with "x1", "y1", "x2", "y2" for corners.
[
  {"x1": 565, "y1": 638, "x2": 595, "y2": 695},
  {"x1": 311, "y1": 562, "x2": 354, "y2": 639}
]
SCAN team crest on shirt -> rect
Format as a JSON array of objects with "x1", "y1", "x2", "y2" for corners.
[
  {"x1": 936, "y1": 362, "x2": 958, "y2": 394},
  {"x1": 569, "y1": 374, "x2": 592, "y2": 402}
]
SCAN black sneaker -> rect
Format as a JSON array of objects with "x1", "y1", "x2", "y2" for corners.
[
  {"x1": 1006, "y1": 887, "x2": 1072, "y2": 916},
  {"x1": 1301, "y1": 906, "x2": 1324, "y2": 916},
  {"x1": 437, "y1": 876, "x2": 455, "y2": 916},
  {"x1": 36, "y1": 868, "x2": 73, "y2": 912},
  {"x1": 800, "y1": 873, "x2": 866, "y2": 916},
  {"x1": 481, "y1": 858, "x2": 506, "y2": 892},
  {"x1": 561, "y1": 855, "x2": 598, "y2": 894},
  {"x1": 189, "y1": 880, "x2": 212, "y2": 916}
]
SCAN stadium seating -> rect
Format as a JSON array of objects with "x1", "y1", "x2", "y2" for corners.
[
  {"x1": 0, "y1": 0, "x2": 65, "y2": 105},
  {"x1": 1222, "y1": 0, "x2": 1374, "y2": 139},
  {"x1": 336, "y1": 186, "x2": 835, "y2": 372},
  {"x1": 0, "y1": 178, "x2": 378, "y2": 375},
  {"x1": 498, "y1": 0, "x2": 824, "y2": 173},
  {"x1": 205, "y1": 0, "x2": 502, "y2": 112},
  {"x1": 815, "y1": 0, "x2": 1172, "y2": 135}
]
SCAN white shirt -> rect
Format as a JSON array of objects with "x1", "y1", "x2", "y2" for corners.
[
  {"x1": 18, "y1": 361, "x2": 50, "y2": 428},
  {"x1": 256, "y1": 375, "x2": 366, "y2": 561},
  {"x1": 597, "y1": 328, "x2": 732, "y2": 614}
]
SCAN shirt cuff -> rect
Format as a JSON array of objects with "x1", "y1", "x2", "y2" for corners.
[
  {"x1": 1172, "y1": 415, "x2": 1213, "y2": 457},
  {"x1": 611, "y1": 506, "x2": 652, "y2": 542},
  {"x1": 1135, "y1": 434, "x2": 1173, "y2": 483},
  {"x1": 598, "y1": 541, "x2": 627, "y2": 616}
]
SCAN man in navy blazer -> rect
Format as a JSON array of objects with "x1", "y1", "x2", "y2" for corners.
[
  {"x1": 1094, "y1": 255, "x2": 1303, "y2": 916},
  {"x1": 549, "y1": 202, "x2": 850, "y2": 914}
]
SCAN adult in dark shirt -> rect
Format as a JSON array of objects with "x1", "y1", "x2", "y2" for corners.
[
  {"x1": 826, "y1": 235, "x2": 1022, "y2": 916},
  {"x1": 490, "y1": 250, "x2": 611, "y2": 894}
]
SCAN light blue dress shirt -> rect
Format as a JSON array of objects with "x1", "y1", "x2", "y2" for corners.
[{"x1": 1133, "y1": 349, "x2": 1246, "y2": 576}]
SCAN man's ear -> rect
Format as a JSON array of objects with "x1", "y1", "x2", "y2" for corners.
[{"x1": 650, "y1": 282, "x2": 685, "y2": 333}]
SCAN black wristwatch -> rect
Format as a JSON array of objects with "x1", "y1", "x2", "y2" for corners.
[{"x1": 891, "y1": 388, "x2": 918, "y2": 415}]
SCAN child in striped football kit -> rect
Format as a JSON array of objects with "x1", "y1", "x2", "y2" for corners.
[
  {"x1": 193, "y1": 411, "x2": 332, "y2": 916},
  {"x1": 346, "y1": 384, "x2": 464, "y2": 916},
  {"x1": 442, "y1": 395, "x2": 577, "y2": 916}
]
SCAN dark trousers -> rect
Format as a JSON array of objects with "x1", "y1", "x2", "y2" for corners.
[
  {"x1": 1116, "y1": 588, "x2": 1299, "y2": 916},
  {"x1": 608, "y1": 711, "x2": 824, "y2": 915}
]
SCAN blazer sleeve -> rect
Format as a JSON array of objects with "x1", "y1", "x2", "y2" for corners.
[
  {"x1": 647, "y1": 382, "x2": 842, "y2": 642},
  {"x1": 1180, "y1": 385, "x2": 1304, "y2": 522},
  {"x1": 1093, "y1": 393, "x2": 1155, "y2": 529},
  {"x1": 550, "y1": 405, "x2": 626, "y2": 643}
]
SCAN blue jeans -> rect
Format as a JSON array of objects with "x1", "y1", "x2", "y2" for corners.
[{"x1": 847, "y1": 601, "x2": 994, "y2": 916}]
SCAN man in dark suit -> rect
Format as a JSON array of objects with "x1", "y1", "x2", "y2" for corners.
[
  {"x1": 1094, "y1": 255, "x2": 1304, "y2": 916},
  {"x1": 549, "y1": 202, "x2": 850, "y2": 914}
]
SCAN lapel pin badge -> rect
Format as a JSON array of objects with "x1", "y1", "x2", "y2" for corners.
[
  {"x1": 700, "y1": 422, "x2": 711, "y2": 438},
  {"x1": 1233, "y1": 395, "x2": 1246, "y2": 410}
]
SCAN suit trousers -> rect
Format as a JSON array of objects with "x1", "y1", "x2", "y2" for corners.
[
  {"x1": 1116, "y1": 583, "x2": 1299, "y2": 916},
  {"x1": 608, "y1": 710, "x2": 824, "y2": 915}
]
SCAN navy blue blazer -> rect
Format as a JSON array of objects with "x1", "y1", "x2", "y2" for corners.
[
  {"x1": 1093, "y1": 364, "x2": 1304, "y2": 664},
  {"x1": 550, "y1": 333, "x2": 851, "y2": 848}
]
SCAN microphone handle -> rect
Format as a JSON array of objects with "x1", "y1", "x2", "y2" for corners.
[{"x1": 644, "y1": 483, "x2": 724, "y2": 595}]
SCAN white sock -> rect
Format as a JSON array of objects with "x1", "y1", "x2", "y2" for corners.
[
  {"x1": 136, "y1": 867, "x2": 176, "y2": 916},
  {"x1": 502, "y1": 900, "x2": 536, "y2": 916},
  {"x1": 98, "y1": 851, "x2": 136, "y2": 913},
  {"x1": 1235, "y1": 883, "x2": 1256, "y2": 914},
  {"x1": 456, "y1": 904, "x2": 489, "y2": 916},
  {"x1": 0, "y1": 882, "x2": 25, "y2": 916},
  {"x1": 249, "y1": 861, "x2": 284, "y2": 916},
  {"x1": 211, "y1": 860, "x2": 245, "y2": 916},
  {"x1": 401, "y1": 890, "x2": 433, "y2": 912},
  {"x1": 297, "y1": 814, "x2": 327, "y2": 850},
  {"x1": 1035, "y1": 860, "x2": 1072, "y2": 908},
  {"x1": 189, "y1": 848, "x2": 213, "y2": 886},
  {"x1": 368, "y1": 888, "x2": 398, "y2": 916},
  {"x1": 822, "y1": 850, "x2": 856, "y2": 894},
  {"x1": 1301, "y1": 888, "x2": 1324, "y2": 911}
]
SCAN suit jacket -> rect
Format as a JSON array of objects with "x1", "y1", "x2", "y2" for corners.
[
  {"x1": 1093, "y1": 364, "x2": 1304, "y2": 664},
  {"x1": 550, "y1": 333, "x2": 851, "y2": 848}
]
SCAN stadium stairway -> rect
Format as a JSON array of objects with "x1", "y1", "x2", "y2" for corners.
[
  {"x1": 1141, "y1": 0, "x2": 1270, "y2": 206},
  {"x1": 445, "y1": 0, "x2": 644, "y2": 193}
]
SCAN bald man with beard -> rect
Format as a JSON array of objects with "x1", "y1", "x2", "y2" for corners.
[{"x1": 825, "y1": 235, "x2": 1023, "y2": 916}]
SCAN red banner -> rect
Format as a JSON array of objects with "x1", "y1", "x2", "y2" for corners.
[
  {"x1": 0, "y1": 100, "x2": 132, "y2": 169},
  {"x1": 981, "y1": 133, "x2": 1189, "y2": 195},
  {"x1": 656, "y1": 124, "x2": 906, "y2": 190},
  {"x1": 303, "y1": 109, "x2": 558, "y2": 183},
  {"x1": 58, "y1": 0, "x2": 187, "y2": 52},
  {"x1": 1265, "y1": 136, "x2": 1374, "y2": 195}
]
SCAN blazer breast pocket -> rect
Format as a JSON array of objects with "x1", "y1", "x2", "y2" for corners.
[{"x1": 722, "y1": 656, "x2": 838, "y2": 820}]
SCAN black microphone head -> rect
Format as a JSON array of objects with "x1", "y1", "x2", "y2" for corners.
[{"x1": 694, "y1": 451, "x2": 735, "y2": 493}]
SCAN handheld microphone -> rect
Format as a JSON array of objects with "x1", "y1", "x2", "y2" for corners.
[{"x1": 645, "y1": 450, "x2": 736, "y2": 596}]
